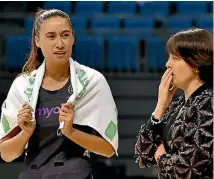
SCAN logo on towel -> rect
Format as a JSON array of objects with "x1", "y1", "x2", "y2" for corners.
[
  {"x1": 75, "y1": 88, "x2": 86, "y2": 101},
  {"x1": 75, "y1": 68, "x2": 89, "y2": 101},
  {"x1": 76, "y1": 68, "x2": 89, "y2": 87},
  {"x1": 24, "y1": 88, "x2": 33, "y2": 101},
  {"x1": 105, "y1": 121, "x2": 117, "y2": 141},
  {"x1": 1, "y1": 114, "x2": 10, "y2": 133},
  {"x1": 29, "y1": 78, "x2": 35, "y2": 85},
  {"x1": 23, "y1": 77, "x2": 35, "y2": 104}
]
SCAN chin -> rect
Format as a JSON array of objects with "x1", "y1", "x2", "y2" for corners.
[
  {"x1": 172, "y1": 81, "x2": 182, "y2": 89},
  {"x1": 53, "y1": 56, "x2": 70, "y2": 64},
  {"x1": 171, "y1": 80, "x2": 178, "y2": 88}
]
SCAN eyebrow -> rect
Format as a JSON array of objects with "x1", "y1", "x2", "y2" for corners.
[{"x1": 45, "y1": 30, "x2": 71, "y2": 35}]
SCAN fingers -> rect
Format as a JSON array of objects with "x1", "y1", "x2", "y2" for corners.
[
  {"x1": 61, "y1": 106, "x2": 69, "y2": 113},
  {"x1": 20, "y1": 109, "x2": 32, "y2": 115},
  {"x1": 18, "y1": 104, "x2": 33, "y2": 115},
  {"x1": 61, "y1": 103, "x2": 74, "y2": 113},
  {"x1": 161, "y1": 69, "x2": 172, "y2": 86},
  {"x1": 59, "y1": 111, "x2": 67, "y2": 117},
  {"x1": 22, "y1": 104, "x2": 27, "y2": 108},
  {"x1": 59, "y1": 103, "x2": 75, "y2": 123},
  {"x1": 59, "y1": 115, "x2": 66, "y2": 122},
  {"x1": 62, "y1": 103, "x2": 74, "y2": 110},
  {"x1": 18, "y1": 107, "x2": 33, "y2": 118},
  {"x1": 18, "y1": 116, "x2": 31, "y2": 126},
  {"x1": 19, "y1": 112, "x2": 32, "y2": 119},
  {"x1": 165, "y1": 74, "x2": 173, "y2": 89},
  {"x1": 59, "y1": 111, "x2": 74, "y2": 120},
  {"x1": 18, "y1": 104, "x2": 34, "y2": 123},
  {"x1": 161, "y1": 68, "x2": 171, "y2": 81},
  {"x1": 18, "y1": 112, "x2": 32, "y2": 123},
  {"x1": 22, "y1": 104, "x2": 34, "y2": 111}
]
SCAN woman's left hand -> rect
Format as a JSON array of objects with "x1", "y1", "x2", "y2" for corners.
[
  {"x1": 154, "y1": 143, "x2": 167, "y2": 162},
  {"x1": 59, "y1": 103, "x2": 75, "y2": 137}
]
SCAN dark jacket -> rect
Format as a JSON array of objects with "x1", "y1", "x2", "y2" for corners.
[{"x1": 135, "y1": 83, "x2": 213, "y2": 179}]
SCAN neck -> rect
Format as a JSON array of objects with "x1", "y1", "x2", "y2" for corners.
[
  {"x1": 183, "y1": 79, "x2": 204, "y2": 101},
  {"x1": 45, "y1": 62, "x2": 70, "y2": 81}
]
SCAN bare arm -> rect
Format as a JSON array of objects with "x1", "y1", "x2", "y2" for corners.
[
  {"x1": 0, "y1": 104, "x2": 36, "y2": 162},
  {"x1": 59, "y1": 103, "x2": 116, "y2": 158},
  {"x1": 67, "y1": 128, "x2": 115, "y2": 158},
  {"x1": 0, "y1": 127, "x2": 30, "y2": 162}
]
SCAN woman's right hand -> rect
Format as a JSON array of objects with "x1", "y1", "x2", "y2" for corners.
[
  {"x1": 17, "y1": 104, "x2": 36, "y2": 137},
  {"x1": 154, "y1": 68, "x2": 177, "y2": 119}
]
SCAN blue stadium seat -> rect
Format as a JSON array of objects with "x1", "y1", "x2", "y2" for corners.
[
  {"x1": 70, "y1": 16, "x2": 88, "y2": 36},
  {"x1": 138, "y1": 1, "x2": 170, "y2": 17},
  {"x1": 25, "y1": 17, "x2": 34, "y2": 35},
  {"x1": 196, "y1": 16, "x2": 213, "y2": 30},
  {"x1": 73, "y1": 36, "x2": 104, "y2": 70},
  {"x1": 147, "y1": 36, "x2": 166, "y2": 71},
  {"x1": 168, "y1": 16, "x2": 193, "y2": 29},
  {"x1": 167, "y1": 16, "x2": 193, "y2": 35},
  {"x1": 176, "y1": 2, "x2": 207, "y2": 15},
  {"x1": 90, "y1": 17, "x2": 121, "y2": 29},
  {"x1": 106, "y1": 36, "x2": 139, "y2": 71},
  {"x1": 44, "y1": 1, "x2": 72, "y2": 14},
  {"x1": 7, "y1": 35, "x2": 31, "y2": 69},
  {"x1": 70, "y1": 16, "x2": 87, "y2": 30},
  {"x1": 123, "y1": 17, "x2": 155, "y2": 30},
  {"x1": 75, "y1": 2, "x2": 104, "y2": 14},
  {"x1": 107, "y1": 2, "x2": 137, "y2": 14},
  {"x1": 208, "y1": 1, "x2": 213, "y2": 13}
]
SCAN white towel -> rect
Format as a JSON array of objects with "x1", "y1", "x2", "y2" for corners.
[{"x1": 0, "y1": 58, "x2": 118, "y2": 155}]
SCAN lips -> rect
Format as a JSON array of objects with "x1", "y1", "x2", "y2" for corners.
[
  {"x1": 54, "y1": 52, "x2": 66, "y2": 57},
  {"x1": 54, "y1": 52, "x2": 66, "y2": 55}
]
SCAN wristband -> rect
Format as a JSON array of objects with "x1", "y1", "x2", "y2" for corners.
[{"x1": 151, "y1": 112, "x2": 162, "y2": 125}]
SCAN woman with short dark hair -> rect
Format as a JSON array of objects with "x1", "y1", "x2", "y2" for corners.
[{"x1": 135, "y1": 28, "x2": 213, "y2": 179}]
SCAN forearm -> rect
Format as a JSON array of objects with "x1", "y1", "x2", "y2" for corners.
[
  {"x1": 66, "y1": 128, "x2": 115, "y2": 158},
  {"x1": 153, "y1": 104, "x2": 167, "y2": 120},
  {"x1": 146, "y1": 103, "x2": 168, "y2": 134},
  {"x1": 0, "y1": 131, "x2": 30, "y2": 162}
]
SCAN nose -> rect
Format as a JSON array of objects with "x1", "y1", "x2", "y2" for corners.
[
  {"x1": 56, "y1": 37, "x2": 64, "y2": 49},
  {"x1": 165, "y1": 58, "x2": 172, "y2": 69}
]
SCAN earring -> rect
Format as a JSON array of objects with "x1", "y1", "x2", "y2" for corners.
[{"x1": 196, "y1": 69, "x2": 199, "y2": 74}]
